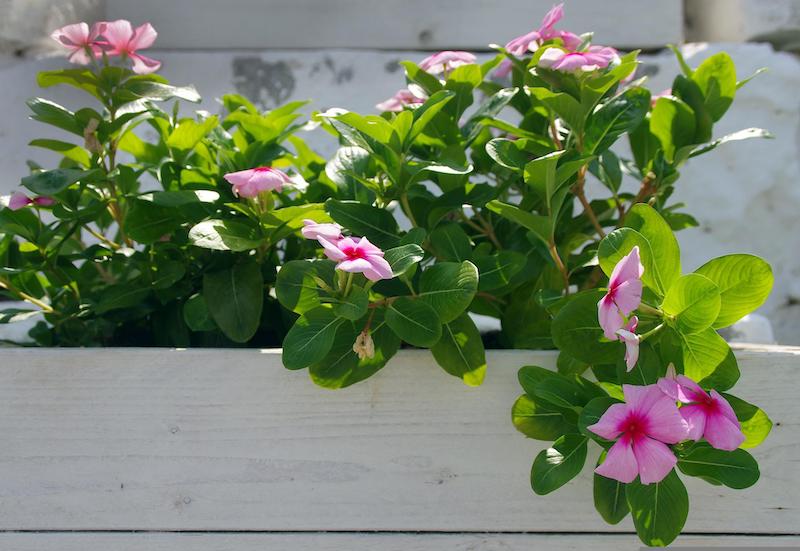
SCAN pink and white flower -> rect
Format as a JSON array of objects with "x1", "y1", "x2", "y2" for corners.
[
  {"x1": 223, "y1": 167, "x2": 291, "y2": 198},
  {"x1": 102, "y1": 20, "x2": 161, "y2": 74},
  {"x1": 318, "y1": 236, "x2": 393, "y2": 281},
  {"x1": 376, "y1": 89, "x2": 425, "y2": 112},
  {"x1": 301, "y1": 219, "x2": 343, "y2": 243},
  {"x1": 8, "y1": 192, "x2": 55, "y2": 211},
  {"x1": 589, "y1": 384, "x2": 688, "y2": 484},
  {"x1": 50, "y1": 22, "x2": 106, "y2": 65},
  {"x1": 538, "y1": 45, "x2": 618, "y2": 73},
  {"x1": 658, "y1": 367, "x2": 745, "y2": 451},
  {"x1": 418, "y1": 51, "x2": 476, "y2": 75},
  {"x1": 598, "y1": 246, "x2": 644, "y2": 340},
  {"x1": 504, "y1": 3, "x2": 582, "y2": 57},
  {"x1": 617, "y1": 316, "x2": 640, "y2": 371}
]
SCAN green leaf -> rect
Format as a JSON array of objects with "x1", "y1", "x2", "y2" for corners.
[
  {"x1": 473, "y1": 251, "x2": 526, "y2": 291},
  {"x1": 551, "y1": 290, "x2": 619, "y2": 364},
  {"x1": 94, "y1": 284, "x2": 150, "y2": 315},
  {"x1": 21, "y1": 168, "x2": 99, "y2": 195},
  {"x1": 183, "y1": 293, "x2": 217, "y2": 332},
  {"x1": 462, "y1": 87, "x2": 517, "y2": 142},
  {"x1": 325, "y1": 146, "x2": 371, "y2": 186},
  {"x1": 282, "y1": 306, "x2": 344, "y2": 370},
  {"x1": 598, "y1": 227, "x2": 665, "y2": 296},
  {"x1": 431, "y1": 313, "x2": 486, "y2": 386},
  {"x1": 511, "y1": 394, "x2": 574, "y2": 441},
  {"x1": 594, "y1": 458, "x2": 629, "y2": 524},
  {"x1": 528, "y1": 87, "x2": 586, "y2": 133},
  {"x1": 29, "y1": 139, "x2": 91, "y2": 167},
  {"x1": 578, "y1": 396, "x2": 620, "y2": 443},
  {"x1": 694, "y1": 254, "x2": 773, "y2": 328},
  {"x1": 626, "y1": 470, "x2": 688, "y2": 547},
  {"x1": 166, "y1": 116, "x2": 219, "y2": 151},
  {"x1": 203, "y1": 262, "x2": 263, "y2": 343},
  {"x1": 722, "y1": 393, "x2": 772, "y2": 449},
  {"x1": 125, "y1": 200, "x2": 181, "y2": 243},
  {"x1": 418, "y1": 261, "x2": 479, "y2": 323},
  {"x1": 400, "y1": 61, "x2": 445, "y2": 97},
  {"x1": 444, "y1": 64, "x2": 482, "y2": 119},
  {"x1": 326, "y1": 199, "x2": 400, "y2": 249},
  {"x1": 661, "y1": 273, "x2": 721, "y2": 334},
  {"x1": 678, "y1": 327, "x2": 740, "y2": 390},
  {"x1": 276, "y1": 260, "x2": 326, "y2": 314},
  {"x1": 530, "y1": 434, "x2": 588, "y2": 495},
  {"x1": 188, "y1": 219, "x2": 263, "y2": 251},
  {"x1": 691, "y1": 52, "x2": 737, "y2": 122},
  {"x1": 650, "y1": 97, "x2": 696, "y2": 163},
  {"x1": 386, "y1": 296, "x2": 442, "y2": 347},
  {"x1": 623, "y1": 203, "x2": 681, "y2": 292},
  {"x1": 122, "y1": 80, "x2": 201, "y2": 103},
  {"x1": 141, "y1": 190, "x2": 220, "y2": 207},
  {"x1": 384, "y1": 244, "x2": 424, "y2": 277},
  {"x1": 584, "y1": 87, "x2": 650, "y2": 154},
  {"x1": 677, "y1": 443, "x2": 759, "y2": 489},
  {"x1": 331, "y1": 286, "x2": 369, "y2": 321},
  {"x1": 486, "y1": 200, "x2": 550, "y2": 245},
  {"x1": 690, "y1": 127, "x2": 772, "y2": 158},
  {"x1": 27, "y1": 98, "x2": 83, "y2": 136},
  {"x1": 430, "y1": 222, "x2": 472, "y2": 262},
  {"x1": 485, "y1": 138, "x2": 529, "y2": 171},
  {"x1": 408, "y1": 90, "x2": 456, "y2": 144}
]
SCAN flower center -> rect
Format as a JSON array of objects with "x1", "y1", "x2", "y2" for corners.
[
  {"x1": 342, "y1": 246, "x2": 366, "y2": 260},
  {"x1": 622, "y1": 415, "x2": 647, "y2": 438}
]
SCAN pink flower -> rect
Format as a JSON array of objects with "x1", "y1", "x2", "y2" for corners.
[
  {"x1": 8, "y1": 192, "x2": 55, "y2": 211},
  {"x1": 418, "y1": 51, "x2": 476, "y2": 75},
  {"x1": 318, "y1": 236, "x2": 393, "y2": 281},
  {"x1": 598, "y1": 246, "x2": 643, "y2": 340},
  {"x1": 301, "y1": 219, "x2": 343, "y2": 243},
  {"x1": 102, "y1": 20, "x2": 161, "y2": 74},
  {"x1": 589, "y1": 384, "x2": 688, "y2": 484},
  {"x1": 658, "y1": 368, "x2": 745, "y2": 451},
  {"x1": 617, "y1": 316, "x2": 640, "y2": 371},
  {"x1": 223, "y1": 167, "x2": 291, "y2": 198},
  {"x1": 376, "y1": 89, "x2": 425, "y2": 112},
  {"x1": 494, "y1": 59, "x2": 514, "y2": 79},
  {"x1": 538, "y1": 45, "x2": 618, "y2": 73},
  {"x1": 51, "y1": 22, "x2": 106, "y2": 65},
  {"x1": 504, "y1": 3, "x2": 583, "y2": 56}
]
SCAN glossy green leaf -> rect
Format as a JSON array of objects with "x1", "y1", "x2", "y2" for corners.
[
  {"x1": 385, "y1": 296, "x2": 442, "y2": 347},
  {"x1": 551, "y1": 290, "x2": 620, "y2": 364},
  {"x1": 331, "y1": 286, "x2": 369, "y2": 321},
  {"x1": 276, "y1": 260, "x2": 326, "y2": 314},
  {"x1": 678, "y1": 327, "x2": 740, "y2": 390},
  {"x1": 661, "y1": 273, "x2": 721, "y2": 334},
  {"x1": 677, "y1": 443, "x2": 759, "y2": 489},
  {"x1": 473, "y1": 251, "x2": 526, "y2": 292},
  {"x1": 691, "y1": 52, "x2": 737, "y2": 122},
  {"x1": 431, "y1": 313, "x2": 486, "y2": 386},
  {"x1": 623, "y1": 203, "x2": 681, "y2": 292},
  {"x1": 531, "y1": 434, "x2": 588, "y2": 495},
  {"x1": 584, "y1": 87, "x2": 650, "y2": 154},
  {"x1": 203, "y1": 262, "x2": 263, "y2": 343},
  {"x1": 183, "y1": 293, "x2": 217, "y2": 332},
  {"x1": 383, "y1": 244, "x2": 424, "y2": 277},
  {"x1": 722, "y1": 393, "x2": 772, "y2": 449},
  {"x1": 598, "y1": 227, "x2": 665, "y2": 296},
  {"x1": 21, "y1": 168, "x2": 99, "y2": 195},
  {"x1": 189, "y1": 219, "x2": 263, "y2": 251},
  {"x1": 511, "y1": 394, "x2": 575, "y2": 441},
  {"x1": 124, "y1": 200, "x2": 181, "y2": 244},
  {"x1": 418, "y1": 261, "x2": 479, "y2": 323},
  {"x1": 626, "y1": 470, "x2": 688, "y2": 547},
  {"x1": 594, "y1": 453, "x2": 630, "y2": 524},
  {"x1": 650, "y1": 97, "x2": 696, "y2": 163},
  {"x1": 326, "y1": 199, "x2": 400, "y2": 249},
  {"x1": 430, "y1": 222, "x2": 472, "y2": 262},
  {"x1": 694, "y1": 254, "x2": 773, "y2": 328},
  {"x1": 282, "y1": 306, "x2": 344, "y2": 370},
  {"x1": 486, "y1": 200, "x2": 550, "y2": 245}
]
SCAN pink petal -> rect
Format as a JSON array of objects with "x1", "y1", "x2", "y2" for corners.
[
  {"x1": 537, "y1": 47, "x2": 565, "y2": 69},
  {"x1": 129, "y1": 53, "x2": 162, "y2": 74},
  {"x1": 623, "y1": 384, "x2": 670, "y2": 419},
  {"x1": 632, "y1": 435, "x2": 677, "y2": 484},
  {"x1": 616, "y1": 328, "x2": 640, "y2": 372},
  {"x1": 710, "y1": 390, "x2": 739, "y2": 425},
  {"x1": 67, "y1": 48, "x2": 93, "y2": 65},
  {"x1": 338, "y1": 257, "x2": 374, "y2": 274},
  {"x1": 657, "y1": 376, "x2": 682, "y2": 402},
  {"x1": 612, "y1": 279, "x2": 642, "y2": 315},
  {"x1": 505, "y1": 30, "x2": 540, "y2": 56},
  {"x1": 130, "y1": 22, "x2": 157, "y2": 50},
  {"x1": 51, "y1": 22, "x2": 90, "y2": 47},
  {"x1": 609, "y1": 246, "x2": 643, "y2": 289},
  {"x1": 595, "y1": 434, "x2": 638, "y2": 484},
  {"x1": 558, "y1": 31, "x2": 583, "y2": 50},
  {"x1": 641, "y1": 394, "x2": 688, "y2": 444},
  {"x1": 675, "y1": 375, "x2": 708, "y2": 403},
  {"x1": 301, "y1": 220, "x2": 342, "y2": 242},
  {"x1": 102, "y1": 19, "x2": 134, "y2": 52},
  {"x1": 419, "y1": 50, "x2": 476, "y2": 74},
  {"x1": 539, "y1": 3, "x2": 564, "y2": 32},
  {"x1": 32, "y1": 196, "x2": 56, "y2": 207},
  {"x1": 704, "y1": 393, "x2": 745, "y2": 451},
  {"x1": 354, "y1": 236, "x2": 384, "y2": 257},
  {"x1": 679, "y1": 404, "x2": 707, "y2": 441},
  {"x1": 494, "y1": 59, "x2": 513, "y2": 79},
  {"x1": 363, "y1": 255, "x2": 393, "y2": 281},
  {"x1": 318, "y1": 236, "x2": 348, "y2": 262},
  {"x1": 598, "y1": 294, "x2": 624, "y2": 340},
  {"x1": 587, "y1": 402, "x2": 629, "y2": 440},
  {"x1": 553, "y1": 53, "x2": 596, "y2": 72},
  {"x1": 8, "y1": 192, "x2": 31, "y2": 211}
]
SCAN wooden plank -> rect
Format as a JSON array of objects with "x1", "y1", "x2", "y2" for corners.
[
  {"x1": 1, "y1": 533, "x2": 799, "y2": 551},
  {"x1": 106, "y1": 0, "x2": 683, "y2": 50},
  {"x1": 0, "y1": 345, "x2": 796, "y2": 532}
]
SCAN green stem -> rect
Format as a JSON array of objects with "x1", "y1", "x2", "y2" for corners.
[
  {"x1": 639, "y1": 322, "x2": 666, "y2": 342},
  {"x1": 343, "y1": 272, "x2": 354, "y2": 297},
  {"x1": 638, "y1": 302, "x2": 663, "y2": 317},
  {"x1": 400, "y1": 193, "x2": 418, "y2": 227}
]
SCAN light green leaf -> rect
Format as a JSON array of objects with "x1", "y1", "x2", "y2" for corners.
[
  {"x1": 189, "y1": 219, "x2": 263, "y2": 251},
  {"x1": 623, "y1": 203, "x2": 681, "y2": 292},
  {"x1": 650, "y1": 97, "x2": 696, "y2": 163},
  {"x1": 661, "y1": 273, "x2": 721, "y2": 334},
  {"x1": 431, "y1": 313, "x2": 486, "y2": 386},
  {"x1": 678, "y1": 327, "x2": 740, "y2": 390},
  {"x1": 418, "y1": 261, "x2": 479, "y2": 323},
  {"x1": 722, "y1": 393, "x2": 772, "y2": 449},
  {"x1": 385, "y1": 296, "x2": 442, "y2": 347},
  {"x1": 282, "y1": 306, "x2": 344, "y2": 370},
  {"x1": 512, "y1": 394, "x2": 575, "y2": 441},
  {"x1": 691, "y1": 52, "x2": 737, "y2": 122},
  {"x1": 694, "y1": 254, "x2": 773, "y2": 328}
]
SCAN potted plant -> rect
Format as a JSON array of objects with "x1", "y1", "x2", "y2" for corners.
[{"x1": 0, "y1": 6, "x2": 787, "y2": 547}]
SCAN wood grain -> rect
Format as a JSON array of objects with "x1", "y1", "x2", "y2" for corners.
[
  {"x1": 106, "y1": 0, "x2": 683, "y2": 50},
  {"x1": 1, "y1": 533, "x2": 799, "y2": 551},
  {"x1": 0, "y1": 345, "x2": 796, "y2": 533}
]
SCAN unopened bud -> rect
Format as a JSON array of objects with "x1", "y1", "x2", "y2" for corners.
[
  {"x1": 83, "y1": 118, "x2": 102, "y2": 154},
  {"x1": 353, "y1": 330, "x2": 375, "y2": 360}
]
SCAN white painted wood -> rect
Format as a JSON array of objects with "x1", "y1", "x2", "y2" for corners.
[
  {"x1": 106, "y1": 0, "x2": 683, "y2": 50},
  {"x1": 1, "y1": 533, "x2": 799, "y2": 551},
  {"x1": 0, "y1": 345, "x2": 796, "y2": 533}
]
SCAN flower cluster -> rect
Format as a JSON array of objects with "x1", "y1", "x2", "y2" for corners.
[{"x1": 51, "y1": 19, "x2": 161, "y2": 74}]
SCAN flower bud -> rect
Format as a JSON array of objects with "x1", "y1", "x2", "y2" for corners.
[{"x1": 352, "y1": 330, "x2": 375, "y2": 360}]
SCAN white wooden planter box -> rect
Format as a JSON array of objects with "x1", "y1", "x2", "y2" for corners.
[{"x1": 1, "y1": 345, "x2": 798, "y2": 550}]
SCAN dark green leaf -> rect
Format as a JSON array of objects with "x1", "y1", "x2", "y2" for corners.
[
  {"x1": 677, "y1": 443, "x2": 759, "y2": 489},
  {"x1": 431, "y1": 312, "x2": 486, "y2": 386},
  {"x1": 626, "y1": 470, "x2": 688, "y2": 547},
  {"x1": 531, "y1": 434, "x2": 588, "y2": 495},
  {"x1": 203, "y1": 262, "x2": 263, "y2": 343},
  {"x1": 385, "y1": 296, "x2": 442, "y2": 347}
]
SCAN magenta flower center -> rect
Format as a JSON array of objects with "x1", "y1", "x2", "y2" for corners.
[
  {"x1": 621, "y1": 414, "x2": 648, "y2": 439},
  {"x1": 253, "y1": 167, "x2": 272, "y2": 173},
  {"x1": 341, "y1": 245, "x2": 366, "y2": 260}
]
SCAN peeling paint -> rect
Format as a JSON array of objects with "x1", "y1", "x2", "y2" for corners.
[{"x1": 232, "y1": 57, "x2": 296, "y2": 108}]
